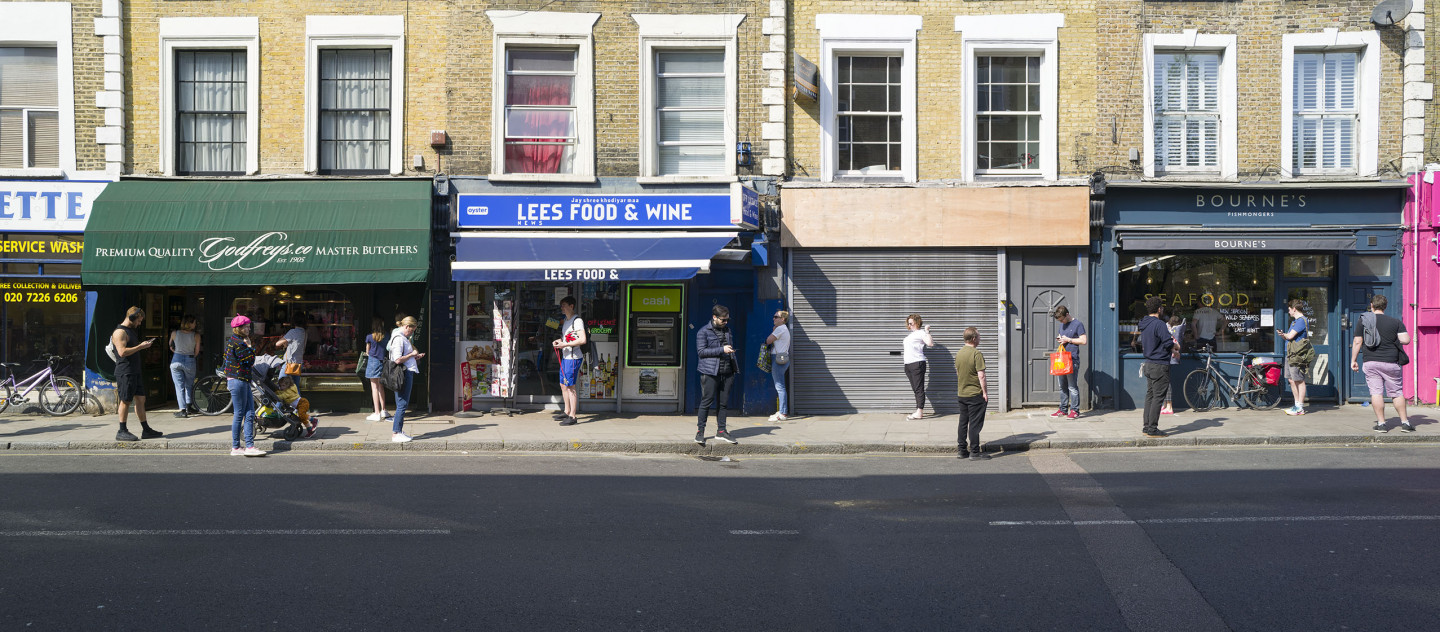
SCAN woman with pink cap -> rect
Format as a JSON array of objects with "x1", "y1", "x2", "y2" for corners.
[{"x1": 223, "y1": 315, "x2": 265, "y2": 456}]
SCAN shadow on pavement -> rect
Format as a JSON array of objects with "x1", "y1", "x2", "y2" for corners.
[
  {"x1": 163, "y1": 424, "x2": 231, "y2": 439},
  {"x1": 0, "y1": 423, "x2": 85, "y2": 438},
  {"x1": 1169, "y1": 417, "x2": 1224, "y2": 435},
  {"x1": 730, "y1": 425, "x2": 779, "y2": 439},
  {"x1": 418, "y1": 424, "x2": 493, "y2": 439}
]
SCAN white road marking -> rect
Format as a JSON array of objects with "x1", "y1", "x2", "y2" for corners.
[
  {"x1": 0, "y1": 529, "x2": 450, "y2": 537},
  {"x1": 729, "y1": 529, "x2": 800, "y2": 535},
  {"x1": 991, "y1": 515, "x2": 1440, "y2": 527}
]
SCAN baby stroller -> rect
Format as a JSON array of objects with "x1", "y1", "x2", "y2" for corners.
[{"x1": 251, "y1": 354, "x2": 313, "y2": 441}]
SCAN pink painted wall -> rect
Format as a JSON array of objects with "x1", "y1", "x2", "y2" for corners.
[{"x1": 1403, "y1": 173, "x2": 1439, "y2": 403}]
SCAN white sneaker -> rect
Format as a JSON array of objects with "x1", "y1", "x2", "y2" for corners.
[
  {"x1": 242, "y1": 446, "x2": 266, "y2": 457},
  {"x1": 230, "y1": 447, "x2": 245, "y2": 456},
  {"x1": 392, "y1": 433, "x2": 413, "y2": 443},
  {"x1": 365, "y1": 412, "x2": 382, "y2": 421},
  {"x1": 768, "y1": 413, "x2": 788, "y2": 422}
]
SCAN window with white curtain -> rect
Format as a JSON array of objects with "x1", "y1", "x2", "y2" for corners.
[
  {"x1": 176, "y1": 50, "x2": 246, "y2": 175},
  {"x1": 504, "y1": 48, "x2": 577, "y2": 175},
  {"x1": 1153, "y1": 52, "x2": 1221, "y2": 173},
  {"x1": 1292, "y1": 51, "x2": 1357, "y2": 175},
  {"x1": 318, "y1": 48, "x2": 391, "y2": 174},
  {"x1": 0, "y1": 47, "x2": 58, "y2": 169},
  {"x1": 654, "y1": 49, "x2": 725, "y2": 175}
]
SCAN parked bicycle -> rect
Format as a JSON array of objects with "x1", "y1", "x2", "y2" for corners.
[
  {"x1": 193, "y1": 354, "x2": 233, "y2": 416},
  {"x1": 0, "y1": 354, "x2": 84, "y2": 415},
  {"x1": 1182, "y1": 349, "x2": 1284, "y2": 412}
]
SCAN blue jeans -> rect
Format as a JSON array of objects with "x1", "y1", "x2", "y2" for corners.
[
  {"x1": 228, "y1": 378, "x2": 255, "y2": 448},
  {"x1": 170, "y1": 355, "x2": 196, "y2": 408},
  {"x1": 1057, "y1": 363, "x2": 1080, "y2": 412},
  {"x1": 771, "y1": 359, "x2": 789, "y2": 415},
  {"x1": 392, "y1": 370, "x2": 414, "y2": 434}
]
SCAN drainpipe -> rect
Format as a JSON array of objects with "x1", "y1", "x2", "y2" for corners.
[{"x1": 1414, "y1": 173, "x2": 1422, "y2": 404}]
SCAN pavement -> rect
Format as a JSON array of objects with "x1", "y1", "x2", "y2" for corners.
[{"x1": 1, "y1": 398, "x2": 1435, "y2": 453}]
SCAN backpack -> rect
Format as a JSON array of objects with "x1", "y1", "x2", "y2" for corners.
[
  {"x1": 1359, "y1": 311, "x2": 1382, "y2": 350},
  {"x1": 104, "y1": 328, "x2": 123, "y2": 362},
  {"x1": 1287, "y1": 337, "x2": 1317, "y2": 367}
]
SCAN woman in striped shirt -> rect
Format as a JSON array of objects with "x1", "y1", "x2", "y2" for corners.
[{"x1": 224, "y1": 315, "x2": 265, "y2": 457}]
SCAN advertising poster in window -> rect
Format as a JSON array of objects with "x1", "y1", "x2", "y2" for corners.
[
  {"x1": 460, "y1": 341, "x2": 497, "y2": 399},
  {"x1": 492, "y1": 292, "x2": 514, "y2": 397}
]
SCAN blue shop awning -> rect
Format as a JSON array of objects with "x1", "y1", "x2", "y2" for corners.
[{"x1": 452, "y1": 231, "x2": 738, "y2": 282}]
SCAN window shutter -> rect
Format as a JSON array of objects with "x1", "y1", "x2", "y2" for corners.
[
  {"x1": 1199, "y1": 56, "x2": 1219, "y2": 111},
  {"x1": 1295, "y1": 54, "x2": 1320, "y2": 112},
  {"x1": 28, "y1": 110, "x2": 58, "y2": 168},
  {"x1": 0, "y1": 48, "x2": 58, "y2": 107},
  {"x1": 0, "y1": 110, "x2": 20, "y2": 168}
]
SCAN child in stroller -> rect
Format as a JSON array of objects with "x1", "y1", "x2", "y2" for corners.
[
  {"x1": 275, "y1": 375, "x2": 315, "y2": 437},
  {"x1": 251, "y1": 354, "x2": 316, "y2": 440}
]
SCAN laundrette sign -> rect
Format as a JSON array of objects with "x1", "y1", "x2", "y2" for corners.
[{"x1": 0, "y1": 180, "x2": 108, "y2": 232}]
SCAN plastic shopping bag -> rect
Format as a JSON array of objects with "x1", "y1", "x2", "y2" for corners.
[{"x1": 1049, "y1": 344, "x2": 1073, "y2": 376}]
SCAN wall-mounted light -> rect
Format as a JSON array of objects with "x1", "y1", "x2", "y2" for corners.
[{"x1": 736, "y1": 142, "x2": 753, "y2": 168}]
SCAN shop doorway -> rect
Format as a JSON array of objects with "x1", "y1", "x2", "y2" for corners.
[
  {"x1": 1343, "y1": 281, "x2": 1396, "y2": 402},
  {"x1": 1280, "y1": 282, "x2": 1337, "y2": 402},
  {"x1": 511, "y1": 282, "x2": 575, "y2": 406}
]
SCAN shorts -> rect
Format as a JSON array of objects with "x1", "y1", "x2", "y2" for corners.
[
  {"x1": 116, "y1": 372, "x2": 144, "y2": 403},
  {"x1": 1284, "y1": 360, "x2": 1308, "y2": 383},
  {"x1": 365, "y1": 357, "x2": 383, "y2": 379},
  {"x1": 558, "y1": 358, "x2": 581, "y2": 387},
  {"x1": 1363, "y1": 361, "x2": 1403, "y2": 398}
]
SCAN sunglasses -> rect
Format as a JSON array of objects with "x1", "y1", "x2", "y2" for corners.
[{"x1": 716, "y1": 318, "x2": 729, "y2": 323}]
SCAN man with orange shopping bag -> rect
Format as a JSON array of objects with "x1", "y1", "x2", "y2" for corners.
[{"x1": 1051, "y1": 306, "x2": 1086, "y2": 419}]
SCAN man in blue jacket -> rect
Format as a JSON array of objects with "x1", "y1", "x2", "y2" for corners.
[
  {"x1": 1139, "y1": 296, "x2": 1176, "y2": 438},
  {"x1": 695, "y1": 304, "x2": 739, "y2": 446}
]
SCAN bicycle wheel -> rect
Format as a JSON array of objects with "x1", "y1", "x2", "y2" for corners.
[
  {"x1": 0, "y1": 381, "x2": 11, "y2": 414},
  {"x1": 1182, "y1": 369, "x2": 1222, "y2": 412},
  {"x1": 39, "y1": 376, "x2": 83, "y2": 416},
  {"x1": 194, "y1": 375, "x2": 233, "y2": 415},
  {"x1": 1243, "y1": 367, "x2": 1284, "y2": 410}
]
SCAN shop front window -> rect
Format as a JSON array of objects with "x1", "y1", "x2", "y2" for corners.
[
  {"x1": 1119, "y1": 254, "x2": 1275, "y2": 353},
  {"x1": 1283, "y1": 254, "x2": 1334, "y2": 278},
  {"x1": 230, "y1": 287, "x2": 356, "y2": 374},
  {"x1": 0, "y1": 232, "x2": 83, "y2": 370}
]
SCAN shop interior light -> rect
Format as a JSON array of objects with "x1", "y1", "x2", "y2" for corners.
[
  {"x1": 293, "y1": 295, "x2": 303, "y2": 300},
  {"x1": 280, "y1": 291, "x2": 290, "y2": 297},
  {"x1": 278, "y1": 300, "x2": 287, "y2": 305},
  {"x1": 262, "y1": 286, "x2": 275, "y2": 294}
]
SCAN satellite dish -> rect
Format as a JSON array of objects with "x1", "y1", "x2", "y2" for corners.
[{"x1": 1371, "y1": 0, "x2": 1411, "y2": 26}]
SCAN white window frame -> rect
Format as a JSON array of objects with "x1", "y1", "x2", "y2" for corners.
[
  {"x1": 159, "y1": 18, "x2": 260, "y2": 176},
  {"x1": 817, "y1": 14, "x2": 919, "y2": 183},
  {"x1": 633, "y1": 14, "x2": 743, "y2": 184},
  {"x1": 1143, "y1": 31, "x2": 1237, "y2": 180},
  {"x1": 304, "y1": 15, "x2": 405, "y2": 176},
  {"x1": 1281, "y1": 30, "x2": 1380, "y2": 178},
  {"x1": 956, "y1": 14, "x2": 1062, "y2": 182},
  {"x1": 487, "y1": 10, "x2": 599, "y2": 183},
  {"x1": 0, "y1": 2, "x2": 74, "y2": 177}
]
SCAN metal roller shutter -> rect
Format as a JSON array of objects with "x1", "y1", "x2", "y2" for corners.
[{"x1": 789, "y1": 249, "x2": 1000, "y2": 414}]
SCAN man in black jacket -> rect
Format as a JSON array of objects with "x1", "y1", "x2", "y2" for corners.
[
  {"x1": 1138, "y1": 296, "x2": 1176, "y2": 437},
  {"x1": 695, "y1": 305, "x2": 739, "y2": 445}
]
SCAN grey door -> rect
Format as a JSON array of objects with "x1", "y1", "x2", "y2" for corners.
[
  {"x1": 1025, "y1": 287, "x2": 1069, "y2": 404},
  {"x1": 1344, "y1": 282, "x2": 1395, "y2": 402},
  {"x1": 788, "y1": 249, "x2": 999, "y2": 415}
]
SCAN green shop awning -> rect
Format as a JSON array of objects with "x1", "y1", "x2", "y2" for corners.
[{"x1": 83, "y1": 180, "x2": 431, "y2": 286}]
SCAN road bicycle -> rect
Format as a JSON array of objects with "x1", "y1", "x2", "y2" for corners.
[
  {"x1": 193, "y1": 354, "x2": 233, "y2": 415},
  {"x1": 0, "y1": 354, "x2": 84, "y2": 416},
  {"x1": 1182, "y1": 349, "x2": 1284, "y2": 412}
]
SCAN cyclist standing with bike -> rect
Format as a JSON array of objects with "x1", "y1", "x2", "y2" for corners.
[{"x1": 113, "y1": 307, "x2": 162, "y2": 442}]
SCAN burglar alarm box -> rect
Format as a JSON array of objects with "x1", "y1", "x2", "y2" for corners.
[{"x1": 625, "y1": 285, "x2": 684, "y2": 368}]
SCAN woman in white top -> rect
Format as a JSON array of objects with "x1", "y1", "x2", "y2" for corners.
[
  {"x1": 766, "y1": 310, "x2": 792, "y2": 422},
  {"x1": 387, "y1": 316, "x2": 425, "y2": 443},
  {"x1": 168, "y1": 315, "x2": 201, "y2": 417},
  {"x1": 903, "y1": 314, "x2": 934, "y2": 419}
]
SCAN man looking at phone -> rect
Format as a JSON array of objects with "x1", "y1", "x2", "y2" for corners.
[{"x1": 113, "y1": 306, "x2": 161, "y2": 442}]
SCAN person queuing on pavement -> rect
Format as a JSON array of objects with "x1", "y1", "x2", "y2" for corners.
[
  {"x1": 552, "y1": 296, "x2": 586, "y2": 426},
  {"x1": 387, "y1": 316, "x2": 425, "y2": 443},
  {"x1": 1351, "y1": 294, "x2": 1414, "y2": 433},
  {"x1": 902, "y1": 314, "x2": 935, "y2": 420},
  {"x1": 1160, "y1": 314, "x2": 1184, "y2": 416},
  {"x1": 1138, "y1": 296, "x2": 1176, "y2": 438},
  {"x1": 274, "y1": 312, "x2": 306, "y2": 397},
  {"x1": 1281, "y1": 299, "x2": 1310, "y2": 416},
  {"x1": 1051, "y1": 305, "x2": 1087, "y2": 419},
  {"x1": 364, "y1": 317, "x2": 390, "y2": 422},
  {"x1": 954, "y1": 326, "x2": 989, "y2": 461},
  {"x1": 168, "y1": 314, "x2": 201, "y2": 418},
  {"x1": 223, "y1": 315, "x2": 264, "y2": 457},
  {"x1": 113, "y1": 307, "x2": 162, "y2": 442},
  {"x1": 695, "y1": 304, "x2": 740, "y2": 446},
  {"x1": 767, "y1": 310, "x2": 792, "y2": 422}
]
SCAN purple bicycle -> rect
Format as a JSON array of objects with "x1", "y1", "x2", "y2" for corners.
[{"x1": 0, "y1": 355, "x2": 83, "y2": 416}]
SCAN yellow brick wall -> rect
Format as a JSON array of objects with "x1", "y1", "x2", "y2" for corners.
[
  {"x1": 125, "y1": 1, "x2": 450, "y2": 176},
  {"x1": 789, "y1": 0, "x2": 1099, "y2": 180},
  {"x1": 441, "y1": 1, "x2": 773, "y2": 177},
  {"x1": 1429, "y1": 0, "x2": 1440, "y2": 165},
  {"x1": 1095, "y1": 1, "x2": 1407, "y2": 177}
]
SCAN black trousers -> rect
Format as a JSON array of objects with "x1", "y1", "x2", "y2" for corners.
[
  {"x1": 1142, "y1": 362, "x2": 1170, "y2": 432},
  {"x1": 957, "y1": 395, "x2": 986, "y2": 453},
  {"x1": 698, "y1": 372, "x2": 735, "y2": 432},
  {"x1": 904, "y1": 361, "x2": 927, "y2": 410}
]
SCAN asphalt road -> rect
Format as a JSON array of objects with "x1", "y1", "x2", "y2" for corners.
[{"x1": 1, "y1": 446, "x2": 1438, "y2": 631}]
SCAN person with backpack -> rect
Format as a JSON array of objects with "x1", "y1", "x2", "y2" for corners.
[
  {"x1": 551, "y1": 296, "x2": 586, "y2": 426},
  {"x1": 1281, "y1": 299, "x2": 1314, "y2": 416},
  {"x1": 1350, "y1": 294, "x2": 1413, "y2": 433}
]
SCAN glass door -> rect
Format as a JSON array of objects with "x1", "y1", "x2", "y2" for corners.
[
  {"x1": 511, "y1": 282, "x2": 576, "y2": 405},
  {"x1": 1280, "y1": 282, "x2": 1336, "y2": 401}
]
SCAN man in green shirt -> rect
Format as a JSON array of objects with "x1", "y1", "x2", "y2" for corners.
[{"x1": 953, "y1": 327, "x2": 989, "y2": 461}]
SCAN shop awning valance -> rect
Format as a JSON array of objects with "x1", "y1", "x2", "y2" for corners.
[
  {"x1": 1119, "y1": 231, "x2": 1358, "y2": 252},
  {"x1": 82, "y1": 180, "x2": 432, "y2": 286},
  {"x1": 451, "y1": 231, "x2": 737, "y2": 282}
]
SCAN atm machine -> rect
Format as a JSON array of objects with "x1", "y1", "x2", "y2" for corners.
[{"x1": 623, "y1": 285, "x2": 685, "y2": 405}]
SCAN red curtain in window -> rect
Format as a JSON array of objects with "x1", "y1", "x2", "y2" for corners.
[{"x1": 505, "y1": 75, "x2": 573, "y2": 174}]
